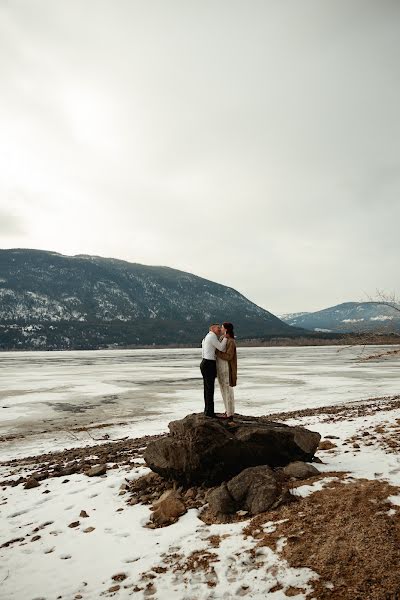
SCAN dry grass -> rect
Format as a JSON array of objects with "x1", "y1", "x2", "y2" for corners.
[{"x1": 244, "y1": 478, "x2": 400, "y2": 599}]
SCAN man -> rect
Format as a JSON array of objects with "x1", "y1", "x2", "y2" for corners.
[{"x1": 200, "y1": 324, "x2": 227, "y2": 417}]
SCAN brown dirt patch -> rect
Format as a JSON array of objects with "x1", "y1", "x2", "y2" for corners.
[
  {"x1": 127, "y1": 472, "x2": 208, "y2": 511},
  {"x1": 244, "y1": 478, "x2": 400, "y2": 599},
  {"x1": 262, "y1": 394, "x2": 400, "y2": 424},
  {"x1": 0, "y1": 434, "x2": 161, "y2": 488},
  {"x1": 288, "y1": 471, "x2": 348, "y2": 491},
  {"x1": 341, "y1": 419, "x2": 400, "y2": 455},
  {"x1": 206, "y1": 534, "x2": 230, "y2": 548},
  {"x1": 175, "y1": 549, "x2": 219, "y2": 574}
]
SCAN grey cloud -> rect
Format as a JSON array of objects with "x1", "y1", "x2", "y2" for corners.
[
  {"x1": 0, "y1": 211, "x2": 25, "y2": 236},
  {"x1": 0, "y1": 0, "x2": 399, "y2": 312}
]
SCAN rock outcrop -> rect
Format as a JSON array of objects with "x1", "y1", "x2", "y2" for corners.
[
  {"x1": 145, "y1": 413, "x2": 321, "y2": 485},
  {"x1": 207, "y1": 465, "x2": 281, "y2": 516}
]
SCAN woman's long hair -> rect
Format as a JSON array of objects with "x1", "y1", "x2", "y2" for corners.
[{"x1": 223, "y1": 322, "x2": 235, "y2": 338}]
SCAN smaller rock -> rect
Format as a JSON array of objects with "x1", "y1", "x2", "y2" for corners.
[
  {"x1": 83, "y1": 527, "x2": 95, "y2": 533},
  {"x1": 112, "y1": 573, "x2": 127, "y2": 582},
  {"x1": 24, "y1": 477, "x2": 40, "y2": 489},
  {"x1": 283, "y1": 461, "x2": 320, "y2": 479},
  {"x1": 236, "y1": 510, "x2": 249, "y2": 517},
  {"x1": 68, "y1": 521, "x2": 80, "y2": 528},
  {"x1": 109, "y1": 585, "x2": 120, "y2": 592},
  {"x1": 151, "y1": 490, "x2": 186, "y2": 526},
  {"x1": 353, "y1": 443, "x2": 360, "y2": 449},
  {"x1": 207, "y1": 483, "x2": 236, "y2": 515},
  {"x1": 184, "y1": 488, "x2": 196, "y2": 500},
  {"x1": 79, "y1": 510, "x2": 89, "y2": 518},
  {"x1": 86, "y1": 464, "x2": 107, "y2": 477},
  {"x1": 227, "y1": 465, "x2": 280, "y2": 515},
  {"x1": 318, "y1": 440, "x2": 337, "y2": 451},
  {"x1": 31, "y1": 535, "x2": 41, "y2": 542},
  {"x1": 61, "y1": 463, "x2": 78, "y2": 476},
  {"x1": 208, "y1": 466, "x2": 281, "y2": 516},
  {"x1": 324, "y1": 435, "x2": 340, "y2": 439},
  {"x1": 0, "y1": 537, "x2": 24, "y2": 548}
]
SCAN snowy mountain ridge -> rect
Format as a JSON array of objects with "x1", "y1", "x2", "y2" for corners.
[
  {"x1": 0, "y1": 248, "x2": 297, "y2": 349},
  {"x1": 280, "y1": 301, "x2": 400, "y2": 333}
]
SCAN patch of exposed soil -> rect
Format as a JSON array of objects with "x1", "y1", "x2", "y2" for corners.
[
  {"x1": 175, "y1": 549, "x2": 219, "y2": 574},
  {"x1": 342, "y1": 418, "x2": 400, "y2": 455},
  {"x1": 127, "y1": 472, "x2": 208, "y2": 515},
  {"x1": 288, "y1": 471, "x2": 349, "y2": 491},
  {"x1": 137, "y1": 549, "x2": 219, "y2": 591},
  {"x1": 0, "y1": 434, "x2": 161, "y2": 488},
  {"x1": 263, "y1": 394, "x2": 400, "y2": 423},
  {"x1": 244, "y1": 478, "x2": 400, "y2": 599}
]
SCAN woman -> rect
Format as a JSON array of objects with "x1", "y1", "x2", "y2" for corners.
[{"x1": 216, "y1": 322, "x2": 237, "y2": 420}]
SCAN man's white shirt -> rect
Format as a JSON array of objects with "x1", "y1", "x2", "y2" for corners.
[{"x1": 201, "y1": 332, "x2": 227, "y2": 360}]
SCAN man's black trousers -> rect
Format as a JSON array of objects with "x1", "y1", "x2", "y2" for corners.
[{"x1": 200, "y1": 358, "x2": 217, "y2": 417}]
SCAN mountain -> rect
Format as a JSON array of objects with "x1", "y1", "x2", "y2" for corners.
[
  {"x1": 279, "y1": 302, "x2": 400, "y2": 333},
  {"x1": 0, "y1": 248, "x2": 299, "y2": 350}
]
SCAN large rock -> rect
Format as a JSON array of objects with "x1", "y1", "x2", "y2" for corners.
[
  {"x1": 208, "y1": 465, "x2": 281, "y2": 516},
  {"x1": 145, "y1": 413, "x2": 321, "y2": 485}
]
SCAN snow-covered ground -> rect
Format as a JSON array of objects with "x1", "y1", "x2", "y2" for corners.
[
  {"x1": 0, "y1": 464, "x2": 319, "y2": 600},
  {"x1": 2, "y1": 400, "x2": 400, "y2": 599},
  {"x1": 1, "y1": 346, "x2": 400, "y2": 599}
]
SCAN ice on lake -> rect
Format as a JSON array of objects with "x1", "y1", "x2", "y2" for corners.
[{"x1": 0, "y1": 345, "x2": 399, "y2": 459}]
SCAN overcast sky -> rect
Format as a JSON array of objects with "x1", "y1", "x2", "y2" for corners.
[{"x1": 1, "y1": 1, "x2": 399, "y2": 313}]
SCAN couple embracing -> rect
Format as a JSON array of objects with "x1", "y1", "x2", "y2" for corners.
[{"x1": 200, "y1": 322, "x2": 237, "y2": 422}]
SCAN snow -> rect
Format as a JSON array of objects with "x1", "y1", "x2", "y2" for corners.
[
  {"x1": 1, "y1": 346, "x2": 400, "y2": 599},
  {"x1": 2, "y1": 400, "x2": 400, "y2": 599},
  {"x1": 1, "y1": 345, "x2": 400, "y2": 461},
  {"x1": 292, "y1": 477, "x2": 340, "y2": 498},
  {"x1": 370, "y1": 315, "x2": 394, "y2": 321},
  {"x1": 0, "y1": 466, "x2": 317, "y2": 600},
  {"x1": 342, "y1": 318, "x2": 364, "y2": 323}
]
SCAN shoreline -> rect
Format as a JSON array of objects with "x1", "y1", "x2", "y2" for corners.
[
  {"x1": 2, "y1": 392, "x2": 399, "y2": 466},
  {"x1": 1, "y1": 335, "x2": 400, "y2": 352}
]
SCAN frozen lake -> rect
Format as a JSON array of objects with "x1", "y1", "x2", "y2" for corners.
[{"x1": 0, "y1": 345, "x2": 399, "y2": 459}]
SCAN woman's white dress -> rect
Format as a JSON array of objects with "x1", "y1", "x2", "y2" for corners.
[{"x1": 216, "y1": 356, "x2": 235, "y2": 417}]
